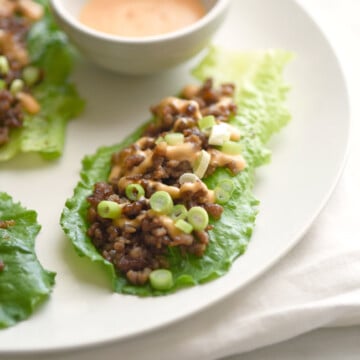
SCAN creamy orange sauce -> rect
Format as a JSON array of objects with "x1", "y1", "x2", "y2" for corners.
[
  {"x1": 165, "y1": 142, "x2": 199, "y2": 163},
  {"x1": 156, "y1": 97, "x2": 202, "y2": 120},
  {"x1": 208, "y1": 149, "x2": 246, "y2": 172},
  {"x1": 180, "y1": 181, "x2": 215, "y2": 203},
  {"x1": 113, "y1": 213, "x2": 145, "y2": 228},
  {"x1": 158, "y1": 215, "x2": 182, "y2": 238},
  {"x1": 127, "y1": 149, "x2": 152, "y2": 176},
  {"x1": 159, "y1": 215, "x2": 193, "y2": 245},
  {"x1": 79, "y1": 0, "x2": 206, "y2": 38},
  {"x1": 147, "y1": 181, "x2": 181, "y2": 199}
]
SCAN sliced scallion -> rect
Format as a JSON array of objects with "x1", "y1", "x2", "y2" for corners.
[
  {"x1": 193, "y1": 150, "x2": 211, "y2": 179},
  {"x1": 149, "y1": 269, "x2": 174, "y2": 290},
  {"x1": 179, "y1": 172, "x2": 199, "y2": 185},
  {"x1": 22, "y1": 66, "x2": 40, "y2": 87},
  {"x1": 170, "y1": 204, "x2": 188, "y2": 221},
  {"x1": 149, "y1": 191, "x2": 173, "y2": 214},
  {"x1": 0, "y1": 56, "x2": 9, "y2": 75},
  {"x1": 125, "y1": 184, "x2": 145, "y2": 201},
  {"x1": 208, "y1": 123, "x2": 231, "y2": 146},
  {"x1": 198, "y1": 115, "x2": 216, "y2": 132},
  {"x1": 214, "y1": 187, "x2": 231, "y2": 205},
  {"x1": 175, "y1": 219, "x2": 193, "y2": 234},
  {"x1": 217, "y1": 179, "x2": 235, "y2": 195},
  {"x1": 10, "y1": 79, "x2": 24, "y2": 95},
  {"x1": 187, "y1": 206, "x2": 209, "y2": 231},
  {"x1": 155, "y1": 136, "x2": 165, "y2": 144},
  {"x1": 97, "y1": 200, "x2": 122, "y2": 219},
  {"x1": 221, "y1": 140, "x2": 242, "y2": 155},
  {"x1": 164, "y1": 132, "x2": 184, "y2": 145}
]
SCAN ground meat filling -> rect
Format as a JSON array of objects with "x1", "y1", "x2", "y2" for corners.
[
  {"x1": 87, "y1": 79, "x2": 245, "y2": 286},
  {"x1": 0, "y1": 219, "x2": 16, "y2": 228},
  {"x1": 181, "y1": 78, "x2": 238, "y2": 122},
  {"x1": 0, "y1": 0, "x2": 43, "y2": 145},
  {"x1": 0, "y1": 218, "x2": 16, "y2": 272}
]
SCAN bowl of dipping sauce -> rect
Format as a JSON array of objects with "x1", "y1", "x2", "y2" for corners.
[{"x1": 50, "y1": 0, "x2": 230, "y2": 74}]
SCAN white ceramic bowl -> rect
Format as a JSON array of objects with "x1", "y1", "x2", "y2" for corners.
[{"x1": 50, "y1": 0, "x2": 230, "y2": 75}]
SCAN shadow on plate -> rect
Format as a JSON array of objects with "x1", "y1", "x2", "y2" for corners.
[{"x1": 60, "y1": 232, "x2": 113, "y2": 291}]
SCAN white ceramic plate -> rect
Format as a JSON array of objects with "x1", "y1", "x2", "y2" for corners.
[{"x1": 0, "y1": 0, "x2": 350, "y2": 354}]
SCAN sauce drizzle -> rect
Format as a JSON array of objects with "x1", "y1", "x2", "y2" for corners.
[{"x1": 79, "y1": 0, "x2": 206, "y2": 38}]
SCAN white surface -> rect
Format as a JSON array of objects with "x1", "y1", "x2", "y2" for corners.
[
  {"x1": 229, "y1": 0, "x2": 360, "y2": 358},
  {"x1": 0, "y1": 0, "x2": 358, "y2": 358},
  {"x1": 226, "y1": 327, "x2": 360, "y2": 360},
  {"x1": 0, "y1": 0, "x2": 350, "y2": 353}
]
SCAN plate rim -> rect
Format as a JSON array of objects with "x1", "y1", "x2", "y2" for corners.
[{"x1": 0, "y1": 0, "x2": 352, "y2": 354}]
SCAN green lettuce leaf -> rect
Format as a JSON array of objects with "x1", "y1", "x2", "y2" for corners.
[
  {"x1": 0, "y1": 192, "x2": 55, "y2": 329},
  {"x1": 61, "y1": 47, "x2": 293, "y2": 296},
  {"x1": 0, "y1": 0, "x2": 84, "y2": 161}
]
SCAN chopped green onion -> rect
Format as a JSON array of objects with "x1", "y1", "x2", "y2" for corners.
[
  {"x1": 214, "y1": 179, "x2": 235, "y2": 204},
  {"x1": 164, "y1": 132, "x2": 184, "y2": 145},
  {"x1": 0, "y1": 56, "x2": 9, "y2": 75},
  {"x1": 125, "y1": 184, "x2": 145, "y2": 201},
  {"x1": 221, "y1": 140, "x2": 242, "y2": 155},
  {"x1": 214, "y1": 187, "x2": 231, "y2": 204},
  {"x1": 150, "y1": 191, "x2": 173, "y2": 214},
  {"x1": 198, "y1": 115, "x2": 216, "y2": 132},
  {"x1": 175, "y1": 219, "x2": 193, "y2": 234},
  {"x1": 179, "y1": 172, "x2": 199, "y2": 185},
  {"x1": 170, "y1": 204, "x2": 188, "y2": 221},
  {"x1": 149, "y1": 269, "x2": 174, "y2": 290},
  {"x1": 10, "y1": 79, "x2": 24, "y2": 95},
  {"x1": 97, "y1": 200, "x2": 122, "y2": 219},
  {"x1": 209, "y1": 123, "x2": 231, "y2": 146},
  {"x1": 22, "y1": 66, "x2": 40, "y2": 87},
  {"x1": 155, "y1": 136, "x2": 165, "y2": 144},
  {"x1": 217, "y1": 179, "x2": 235, "y2": 195},
  {"x1": 187, "y1": 206, "x2": 209, "y2": 231},
  {"x1": 0, "y1": 79, "x2": 6, "y2": 90},
  {"x1": 193, "y1": 150, "x2": 211, "y2": 179}
]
